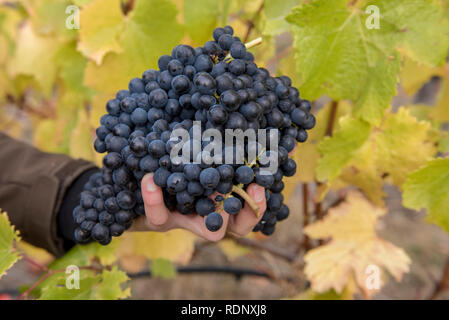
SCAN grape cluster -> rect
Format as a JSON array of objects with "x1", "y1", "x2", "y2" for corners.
[{"x1": 72, "y1": 26, "x2": 315, "y2": 245}]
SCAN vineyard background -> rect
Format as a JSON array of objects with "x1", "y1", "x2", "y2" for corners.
[{"x1": 1, "y1": 0, "x2": 449, "y2": 300}]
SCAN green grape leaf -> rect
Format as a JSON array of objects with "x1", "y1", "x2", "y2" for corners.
[
  {"x1": 39, "y1": 267, "x2": 130, "y2": 300},
  {"x1": 84, "y1": 0, "x2": 183, "y2": 95},
  {"x1": 184, "y1": 0, "x2": 219, "y2": 45},
  {"x1": 25, "y1": 0, "x2": 77, "y2": 40},
  {"x1": 150, "y1": 258, "x2": 178, "y2": 279},
  {"x1": 286, "y1": 0, "x2": 449, "y2": 125},
  {"x1": 94, "y1": 267, "x2": 131, "y2": 299},
  {"x1": 403, "y1": 158, "x2": 449, "y2": 234},
  {"x1": 316, "y1": 116, "x2": 372, "y2": 182},
  {"x1": 77, "y1": 0, "x2": 124, "y2": 65},
  {"x1": 263, "y1": 0, "x2": 301, "y2": 36},
  {"x1": 0, "y1": 210, "x2": 21, "y2": 280},
  {"x1": 55, "y1": 41, "x2": 92, "y2": 97}
]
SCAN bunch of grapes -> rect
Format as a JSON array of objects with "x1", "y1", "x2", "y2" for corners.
[{"x1": 72, "y1": 26, "x2": 315, "y2": 245}]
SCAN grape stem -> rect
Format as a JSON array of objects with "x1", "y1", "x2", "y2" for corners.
[
  {"x1": 244, "y1": 37, "x2": 262, "y2": 49},
  {"x1": 231, "y1": 185, "x2": 260, "y2": 217},
  {"x1": 224, "y1": 36, "x2": 263, "y2": 61}
]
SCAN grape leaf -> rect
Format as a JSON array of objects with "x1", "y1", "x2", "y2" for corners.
[
  {"x1": 150, "y1": 258, "x2": 177, "y2": 279},
  {"x1": 316, "y1": 116, "x2": 372, "y2": 182},
  {"x1": 39, "y1": 267, "x2": 130, "y2": 300},
  {"x1": 184, "y1": 0, "x2": 219, "y2": 45},
  {"x1": 263, "y1": 0, "x2": 300, "y2": 36},
  {"x1": 9, "y1": 22, "x2": 61, "y2": 96},
  {"x1": 84, "y1": 0, "x2": 183, "y2": 95},
  {"x1": 69, "y1": 108, "x2": 96, "y2": 161},
  {"x1": 318, "y1": 108, "x2": 436, "y2": 204},
  {"x1": 218, "y1": 238, "x2": 250, "y2": 261},
  {"x1": 304, "y1": 190, "x2": 410, "y2": 296},
  {"x1": 403, "y1": 158, "x2": 449, "y2": 234},
  {"x1": 24, "y1": 0, "x2": 77, "y2": 40},
  {"x1": 77, "y1": 0, "x2": 124, "y2": 65},
  {"x1": 400, "y1": 57, "x2": 444, "y2": 95},
  {"x1": 286, "y1": 0, "x2": 449, "y2": 125},
  {"x1": 430, "y1": 76, "x2": 449, "y2": 124},
  {"x1": 293, "y1": 101, "x2": 352, "y2": 183},
  {"x1": 0, "y1": 210, "x2": 21, "y2": 280},
  {"x1": 117, "y1": 230, "x2": 196, "y2": 265}
]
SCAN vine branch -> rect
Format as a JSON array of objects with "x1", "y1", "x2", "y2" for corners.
[
  {"x1": 227, "y1": 234, "x2": 297, "y2": 262},
  {"x1": 429, "y1": 257, "x2": 449, "y2": 299}
]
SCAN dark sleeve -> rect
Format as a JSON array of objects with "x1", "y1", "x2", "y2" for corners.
[
  {"x1": 57, "y1": 167, "x2": 100, "y2": 251},
  {"x1": 0, "y1": 132, "x2": 97, "y2": 256}
]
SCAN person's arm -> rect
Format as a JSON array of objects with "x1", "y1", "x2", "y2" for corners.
[{"x1": 0, "y1": 132, "x2": 96, "y2": 256}]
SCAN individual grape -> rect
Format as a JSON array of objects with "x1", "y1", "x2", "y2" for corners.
[
  {"x1": 104, "y1": 197, "x2": 120, "y2": 214},
  {"x1": 116, "y1": 190, "x2": 136, "y2": 210},
  {"x1": 167, "y1": 172, "x2": 188, "y2": 193},
  {"x1": 276, "y1": 205, "x2": 290, "y2": 221},
  {"x1": 255, "y1": 170, "x2": 274, "y2": 188},
  {"x1": 110, "y1": 223, "x2": 126, "y2": 237},
  {"x1": 195, "y1": 197, "x2": 215, "y2": 217},
  {"x1": 154, "y1": 167, "x2": 171, "y2": 187},
  {"x1": 230, "y1": 42, "x2": 246, "y2": 59},
  {"x1": 187, "y1": 181, "x2": 204, "y2": 196},
  {"x1": 223, "y1": 197, "x2": 242, "y2": 215},
  {"x1": 235, "y1": 166, "x2": 254, "y2": 184},
  {"x1": 183, "y1": 163, "x2": 201, "y2": 181},
  {"x1": 205, "y1": 212, "x2": 223, "y2": 232},
  {"x1": 99, "y1": 211, "x2": 115, "y2": 226},
  {"x1": 148, "y1": 139, "x2": 166, "y2": 158},
  {"x1": 217, "y1": 164, "x2": 234, "y2": 181},
  {"x1": 91, "y1": 223, "x2": 109, "y2": 241},
  {"x1": 199, "y1": 168, "x2": 220, "y2": 189}
]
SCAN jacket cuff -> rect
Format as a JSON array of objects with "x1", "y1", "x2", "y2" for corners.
[{"x1": 25, "y1": 159, "x2": 96, "y2": 257}]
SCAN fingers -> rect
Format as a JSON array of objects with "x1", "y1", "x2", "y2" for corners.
[
  {"x1": 141, "y1": 173, "x2": 169, "y2": 226},
  {"x1": 228, "y1": 183, "x2": 266, "y2": 236}
]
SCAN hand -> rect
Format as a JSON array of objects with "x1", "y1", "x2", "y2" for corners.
[{"x1": 130, "y1": 173, "x2": 267, "y2": 241}]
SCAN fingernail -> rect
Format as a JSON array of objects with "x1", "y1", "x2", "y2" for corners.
[
  {"x1": 253, "y1": 186, "x2": 265, "y2": 202},
  {"x1": 145, "y1": 173, "x2": 157, "y2": 192}
]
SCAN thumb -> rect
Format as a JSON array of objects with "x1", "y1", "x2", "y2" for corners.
[{"x1": 141, "y1": 173, "x2": 169, "y2": 226}]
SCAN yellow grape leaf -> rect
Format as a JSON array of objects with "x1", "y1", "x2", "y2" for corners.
[
  {"x1": 9, "y1": 22, "x2": 61, "y2": 96},
  {"x1": 318, "y1": 108, "x2": 437, "y2": 204},
  {"x1": 88, "y1": 92, "x2": 113, "y2": 129},
  {"x1": 291, "y1": 282, "x2": 355, "y2": 300},
  {"x1": 77, "y1": 0, "x2": 124, "y2": 65},
  {"x1": 34, "y1": 119, "x2": 63, "y2": 153},
  {"x1": 400, "y1": 57, "x2": 444, "y2": 95},
  {"x1": 117, "y1": 230, "x2": 196, "y2": 265},
  {"x1": 218, "y1": 238, "x2": 250, "y2": 261},
  {"x1": 403, "y1": 158, "x2": 449, "y2": 234},
  {"x1": 84, "y1": 0, "x2": 183, "y2": 95},
  {"x1": 16, "y1": 241, "x2": 54, "y2": 265},
  {"x1": 304, "y1": 191, "x2": 410, "y2": 296},
  {"x1": 69, "y1": 108, "x2": 96, "y2": 161},
  {"x1": 0, "y1": 210, "x2": 21, "y2": 279}
]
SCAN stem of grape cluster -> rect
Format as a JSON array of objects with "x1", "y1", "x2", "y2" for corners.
[
  {"x1": 225, "y1": 37, "x2": 263, "y2": 61},
  {"x1": 232, "y1": 185, "x2": 260, "y2": 217}
]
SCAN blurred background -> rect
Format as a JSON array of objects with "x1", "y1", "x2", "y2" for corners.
[{"x1": 0, "y1": 0, "x2": 449, "y2": 300}]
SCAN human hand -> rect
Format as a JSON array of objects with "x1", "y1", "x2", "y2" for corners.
[{"x1": 130, "y1": 173, "x2": 267, "y2": 241}]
